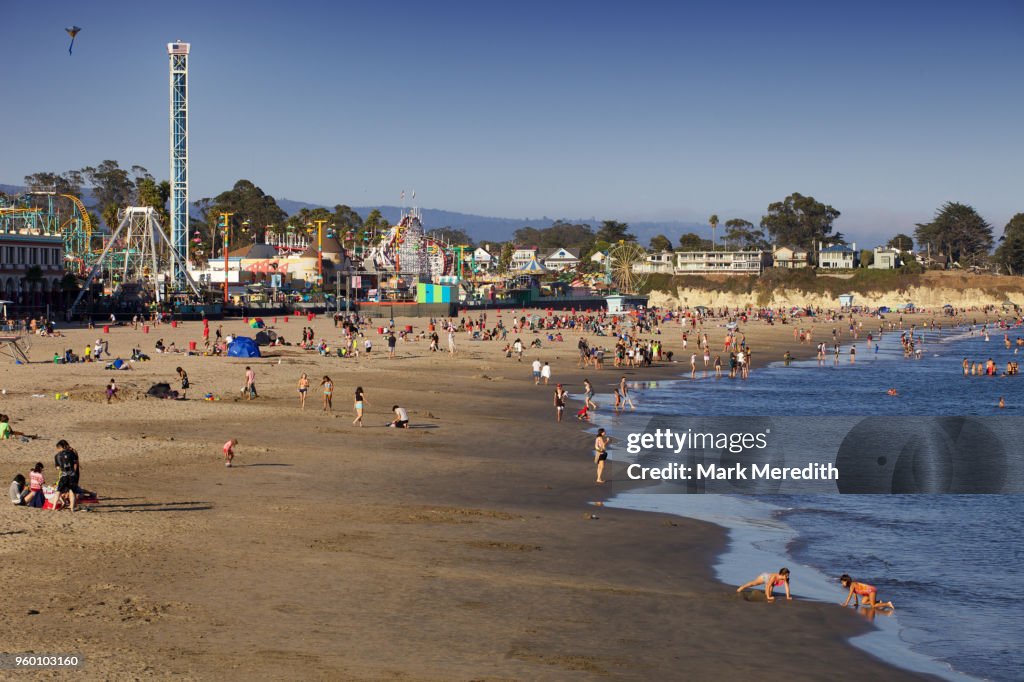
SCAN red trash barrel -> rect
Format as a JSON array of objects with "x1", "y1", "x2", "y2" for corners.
[
  {"x1": 171, "y1": 320, "x2": 178, "y2": 328},
  {"x1": 102, "y1": 325, "x2": 109, "y2": 334},
  {"x1": 243, "y1": 317, "x2": 248, "y2": 324},
  {"x1": 307, "y1": 313, "x2": 314, "y2": 321},
  {"x1": 188, "y1": 341, "x2": 197, "y2": 351},
  {"x1": 428, "y1": 323, "x2": 435, "y2": 331},
  {"x1": 404, "y1": 325, "x2": 412, "y2": 333},
  {"x1": 143, "y1": 325, "x2": 150, "y2": 333},
  {"x1": 377, "y1": 327, "x2": 384, "y2": 334}
]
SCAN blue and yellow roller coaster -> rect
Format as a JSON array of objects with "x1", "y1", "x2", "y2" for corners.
[{"x1": 0, "y1": 191, "x2": 97, "y2": 274}]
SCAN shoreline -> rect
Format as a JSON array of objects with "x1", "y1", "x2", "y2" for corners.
[{"x1": 0, "y1": 310, "x2": 947, "y2": 679}]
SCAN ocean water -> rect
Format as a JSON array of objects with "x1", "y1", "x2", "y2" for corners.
[{"x1": 596, "y1": 323, "x2": 1024, "y2": 682}]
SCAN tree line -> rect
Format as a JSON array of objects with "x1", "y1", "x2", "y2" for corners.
[{"x1": 16, "y1": 165, "x2": 1024, "y2": 275}]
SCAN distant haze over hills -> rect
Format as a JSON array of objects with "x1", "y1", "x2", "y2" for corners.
[{"x1": 2, "y1": 182, "x2": 706, "y2": 246}]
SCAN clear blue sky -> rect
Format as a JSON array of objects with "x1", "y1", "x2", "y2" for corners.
[{"x1": 2, "y1": 0, "x2": 1021, "y2": 244}]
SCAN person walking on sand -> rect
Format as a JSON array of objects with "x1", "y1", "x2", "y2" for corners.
[
  {"x1": 223, "y1": 438, "x2": 237, "y2": 467},
  {"x1": 448, "y1": 327, "x2": 457, "y2": 354},
  {"x1": 554, "y1": 384, "x2": 568, "y2": 422},
  {"x1": 320, "y1": 375, "x2": 334, "y2": 412},
  {"x1": 532, "y1": 358, "x2": 542, "y2": 384},
  {"x1": 737, "y1": 568, "x2": 791, "y2": 602},
  {"x1": 297, "y1": 373, "x2": 310, "y2": 409},
  {"x1": 839, "y1": 574, "x2": 894, "y2": 610},
  {"x1": 353, "y1": 386, "x2": 365, "y2": 426},
  {"x1": 387, "y1": 331, "x2": 397, "y2": 359},
  {"x1": 619, "y1": 376, "x2": 636, "y2": 410},
  {"x1": 594, "y1": 428, "x2": 610, "y2": 484},
  {"x1": 106, "y1": 379, "x2": 119, "y2": 404},
  {"x1": 244, "y1": 366, "x2": 257, "y2": 400},
  {"x1": 541, "y1": 361, "x2": 552, "y2": 385}
]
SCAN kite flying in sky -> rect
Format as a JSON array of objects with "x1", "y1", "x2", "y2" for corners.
[{"x1": 65, "y1": 26, "x2": 81, "y2": 55}]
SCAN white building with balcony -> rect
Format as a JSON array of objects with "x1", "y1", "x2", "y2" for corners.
[{"x1": 674, "y1": 250, "x2": 769, "y2": 275}]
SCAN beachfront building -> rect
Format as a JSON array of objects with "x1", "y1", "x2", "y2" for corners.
[
  {"x1": 590, "y1": 251, "x2": 608, "y2": 266},
  {"x1": 465, "y1": 246, "x2": 495, "y2": 272},
  {"x1": 0, "y1": 231, "x2": 65, "y2": 308},
  {"x1": 772, "y1": 245, "x2": 810, "y2": 269},
  {"x1": 673, "y1": 250, "x2": 769, "y2": 275},
  {"x1": 511, "y1": 247, "x2": 539, "y2": 269},
  {"x1": 818, "y1": 242, "x2": 858, "y2": 269},
  {"x1": 634, "y1": 250, "x2": 676, "y2": 274},
  {"x1": 541, "y1": 247, "x2": 581, "y2": 271},
  {"x1": 870, "y1": 247, "x2": 901, "y2": 270}
]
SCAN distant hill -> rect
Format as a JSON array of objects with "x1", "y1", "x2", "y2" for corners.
[
  {"x1": 3, "y1": 182, "x2": 705, "y2": 246},
  {"x1": 277, "y1": 197, "x2": 706, "y2": 247}
]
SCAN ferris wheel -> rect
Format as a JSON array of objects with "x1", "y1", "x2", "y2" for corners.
[{"x1": 607, "y1": 241, "x2": 649, "y2": 294}]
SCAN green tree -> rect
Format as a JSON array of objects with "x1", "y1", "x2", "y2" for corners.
[
  {"x1": 678, "y1": 232, "x2": 712, "y2": 251},
  {"x1": 499, "y1": 242, "x2": 514, "y2": 272},
  {"x1": 914, "y1": 202, "x2": 993, "y2": 266},
  {"x1": 649, "y1": 234, "x2": 673, "y2": 252},
  {"x1": 596, "y1": 220, "x2": 635, "y2": 243},
  {"x1": 723, "y1": 219, "x2": 767, "y2": 250},
  {"x1": 80, "y1": 160, "x2": 147, "y2": 227},
  {"x1": 887, "y1": 233, "x2": 914, "y2": 252},
  {"x1": 708, "y1": 214, "x2": 719, "y2": 250},
  {"x1": 135, "y1": 177, "x2": 171, "y2": 226},
  {"x1": 994, "y1": 213, "x2": 1024, "y2": 275},
  {"x1": 199, "y1": 180, "x2": 288, "y2": 247},
  {"x1": 363, "y1": 209, "x2": 390, "y2": 244},
  {"x1": 332, "y1": 204, "x2": 363, "y2": 229},
  {"x1": 760, "y1": 193, "x2": 841, "y2": 259},
  {"x1": 860, "y1": 249, "x2": 874, "y2": 268},
  {"x1": 24, "y1": 171, "x2": 82, "y2": 196}
]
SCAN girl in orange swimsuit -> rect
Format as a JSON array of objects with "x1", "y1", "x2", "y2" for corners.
[{"x1": 840, "y1": 574, "x2": 894, "y2": 610}]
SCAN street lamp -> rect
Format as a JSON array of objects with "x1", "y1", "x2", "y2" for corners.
[{"x1": 219, "y1": 212, "x2": 234, "y2": 304}]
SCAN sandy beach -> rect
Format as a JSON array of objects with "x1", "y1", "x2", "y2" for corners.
[{"x1": 0, "y1": 309, "x2": 956, "y2": 679}]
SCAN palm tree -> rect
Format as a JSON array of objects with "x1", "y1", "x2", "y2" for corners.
[{"x1": 709, "y1": 214, "x2": 719, "y2": 250}]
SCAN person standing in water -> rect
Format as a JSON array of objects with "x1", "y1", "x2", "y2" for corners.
[
  {"x1": 619, "y1": 376, "x2": 636, "y2": 410},
  {"x1": 594, "y1": 428, "x2": 610, "y2": 484}
]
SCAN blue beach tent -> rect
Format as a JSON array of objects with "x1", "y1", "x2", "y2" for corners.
[{"x1": 227, "y1": 336, "x2": 261, "y2": 358}]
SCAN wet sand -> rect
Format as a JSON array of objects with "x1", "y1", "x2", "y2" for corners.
[{"x1": 0, "y1": 310, "x2": 946, "y2": 679}]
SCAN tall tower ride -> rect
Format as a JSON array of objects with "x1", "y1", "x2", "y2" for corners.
[{"x1": 168, "y1": 40, "x2": 190, "y2": 285}]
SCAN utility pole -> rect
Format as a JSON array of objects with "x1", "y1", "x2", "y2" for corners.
[{"x1": 220, "y1": 212, "x2": 234, "y2": 304}]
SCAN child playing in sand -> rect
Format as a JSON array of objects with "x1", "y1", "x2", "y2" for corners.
[
  {"x1": 24, "y1": 462, "x2": 45, "y2": 507},
  {"x1": 839, "y1": 574, "x2": 894, "y2": 610},
  {"x1": 737, "y1": 568, "x2": 791, "y2": 602},
  {"x1": 576, "y1": 404, "x2": 591, "y2": 422},
  {"x1": 222, "y1": 439, "x2": 238, "y2": 468}
]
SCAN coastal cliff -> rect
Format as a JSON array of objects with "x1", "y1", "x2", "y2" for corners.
[{"x1": 645, "y1": 270, "x2": 1024, "y2": 310}]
